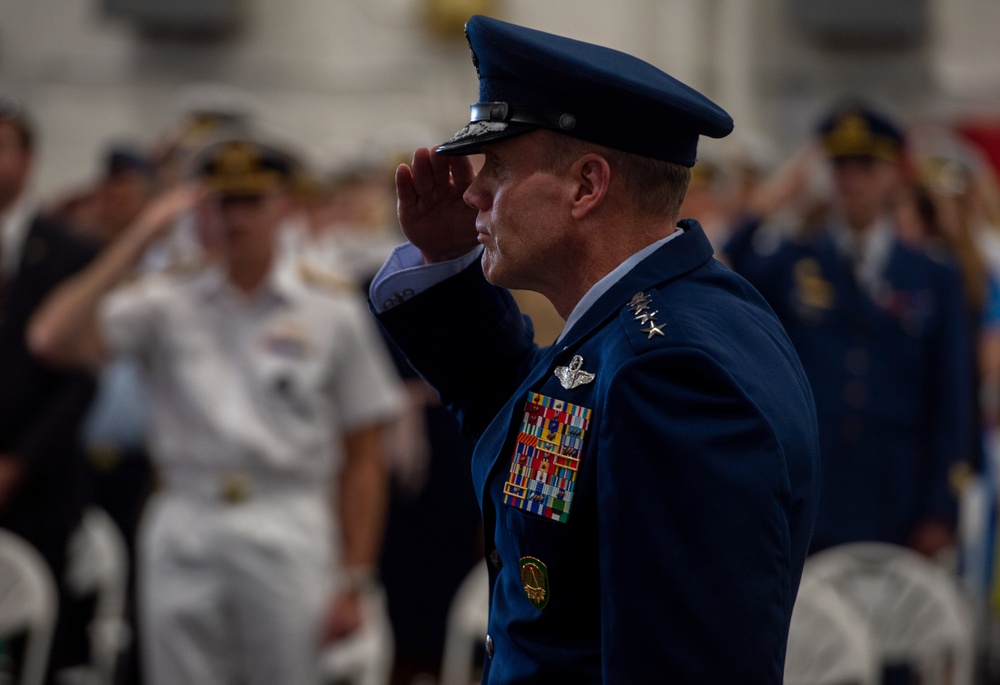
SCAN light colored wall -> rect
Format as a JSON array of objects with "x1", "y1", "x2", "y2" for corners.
[{"x1": 1, "y1": 0, "x2": 999, "y2": 198}]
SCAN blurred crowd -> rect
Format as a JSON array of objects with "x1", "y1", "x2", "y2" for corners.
[
  {"x1": 0, "y1": 88, "x2": 481, "y2": 685},
  {"x1": 3, "y1": 83, "x2": 1000, "y2": 684}
]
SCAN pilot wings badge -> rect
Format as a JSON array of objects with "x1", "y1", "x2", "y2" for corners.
[{"x1": 554, "y1": 355, "x2": 595, "y2": 390}]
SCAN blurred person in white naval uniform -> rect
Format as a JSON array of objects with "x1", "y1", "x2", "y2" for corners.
[{"x1": 28, "y1": 136, "x2": 403, "y2": 685}]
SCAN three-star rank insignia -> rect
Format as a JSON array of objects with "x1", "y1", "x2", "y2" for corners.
[
  {"x1": 503, "y1": 393, "x2": 592, "y2": 523},
  {"x1": 519, "y1": 556, "x2": 549, "y2": 610},
  {"x1": 627, "y1": 292, "x2": 666, "y2": 338}
]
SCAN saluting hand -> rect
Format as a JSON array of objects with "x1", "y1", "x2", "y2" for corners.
[
  {"x1": 395, "y1": 147, "x2": 479, "y2": 264},
  {"x1": 130, "y1": 183, "x2": 205, "y2": 245}
]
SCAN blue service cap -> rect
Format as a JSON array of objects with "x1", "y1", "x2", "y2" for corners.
[
  {"x1": 817, "y1": 101, "x2": 905, "y2": 163},
  {"x1": 436, "y1": 15, "x2": 734, "y2": 167}
]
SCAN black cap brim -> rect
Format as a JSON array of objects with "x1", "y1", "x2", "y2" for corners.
[{"x1": 435, "y1": 120, "x2": 538, "y2": 156}]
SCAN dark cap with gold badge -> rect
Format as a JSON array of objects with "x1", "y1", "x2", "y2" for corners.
[
  {"x1": 817, "y1": 100, "x2": 906, "y2": 163},
  {"x1": 195, "y1": 137, "x2": 298, "y2": 197},
  {"x1": 435, "y1": 15, "x2": 733, "y2": 167}
]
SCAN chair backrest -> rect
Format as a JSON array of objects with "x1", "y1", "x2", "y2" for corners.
[
  {"x1": 784, "y1": 576, "x2": 880, "y2": 685},
  {"x1": 64, "y1": 507, "x2": 130, "y2": 685},
  {"x1": 439, "y1": 559, "x2": 489, "y2": 685},
  {"x1": 802, "y1": 542, "x2": 976, "y2": 685},
  {"x1": 0, "y1": 528, "x2": 58, "y2": 685}
]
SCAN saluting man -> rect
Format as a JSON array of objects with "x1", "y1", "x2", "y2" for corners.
[
  {"x1": 29, "y1": 136, "x2": 403, "y2": 685},
  {"x1": 370, "y1": 15, "x2": 821, "y2": 683},
  {"x1": 725, "y1": 102, "x2": 976, "y2": 556}
]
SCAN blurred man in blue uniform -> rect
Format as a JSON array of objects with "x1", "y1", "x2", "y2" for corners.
[
  {"x1": 726, "y1": 101, "x2": 976, "y2": 556},
  {"x1": 370, "y1": 15, "x2": 821, "y2": 683}
]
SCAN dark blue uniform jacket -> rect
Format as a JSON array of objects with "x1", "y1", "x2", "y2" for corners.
[
  {"x1": 376, "y1": 222, "x2": 821, "y2": 683},
  {"x1": 0, "y1": 217, "x2": 97, "y2": 571},
  {"x1": 725, "y1": 217, "x2": 974, "y2": 551}
]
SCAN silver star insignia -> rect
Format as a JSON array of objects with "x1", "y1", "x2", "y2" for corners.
[
  {"x1": 627, "y1": 292, "x2": 652, "y2": 312},
  {"x1": 554, "y1": 355, "x2": 596, "y2": 390},
  {"x1": 634, "y1": 310, "x2": 659, "y2": 324},
  {"x1": 643, "y1": 322, "x2": 666, "y2": 339},
  {"x1": 627, "y1": 291, "x2": 648, "y2": 304}
]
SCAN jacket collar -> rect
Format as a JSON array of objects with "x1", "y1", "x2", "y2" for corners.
[
  {"x1": 470, "y1": 220, "x2": 716, "y2": 505},
  {"x1": 194, "y1": 254, "x2": 300, "y2": 308},
  {"x1": 557, "y1": 219, "x2": 715, "y2": 351}
]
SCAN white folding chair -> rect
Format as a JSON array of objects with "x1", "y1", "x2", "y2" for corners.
[
  {"x1": 0, "y1": 528, "x2": 59, "y2": 685},
  {"x1": 439, "y1": 559, "x2": 489, "y2": 685},
  {"x1": 320, "y1": 583, "x2": 394, "y2": 685},
  {"x1": 60, "y1": 507, "x2": 130, "y2": 685},
  {"x1": 784, "y1": 575, "x2": 880, "y2": 685},
  {"x1": 802, "y1": 542, "x2": 976, "y2": 685}
]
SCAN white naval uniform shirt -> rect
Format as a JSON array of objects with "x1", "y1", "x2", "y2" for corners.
[{"x1": 99, "y1": 257, "x2": 403, "y2": 491}]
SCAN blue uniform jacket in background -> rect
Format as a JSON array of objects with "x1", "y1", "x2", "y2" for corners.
[
  {"x1": 725, "y1": 217, "x2": 974, "y2": 552},
  {"x1": 376, "y1": 223, "x2": 821, "y2": 683}
]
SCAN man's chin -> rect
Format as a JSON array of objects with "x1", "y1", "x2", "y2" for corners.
[{"x1": 480, "y1": 255, "x2": 507, "y2": 288}]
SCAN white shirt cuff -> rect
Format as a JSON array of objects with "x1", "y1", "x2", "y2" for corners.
[{"x1": 369, "y1": 243, "x2": 483, "y2": 312}]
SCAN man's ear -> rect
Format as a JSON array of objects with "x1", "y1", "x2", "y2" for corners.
[{"x1": 570, "y1": 153, "x2": 611, "y2": 220}]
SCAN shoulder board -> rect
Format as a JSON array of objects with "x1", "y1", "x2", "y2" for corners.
[
  {"x1": 620, "y1": 289, "x2": 670, "y2": 352},
  {"x1": 298, "y1": 261, "x2": 358, "y2": 294},
  {"x1": 163, "y1": 254, "x2": 211, "y2": 279}
]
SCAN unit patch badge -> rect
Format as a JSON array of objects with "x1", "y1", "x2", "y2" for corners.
[
  {"x1": 502, "y1": 392, "x2": 592, "y2": 523},
  {"x1": 519, "y1": 556, "x2": 549, "y2": 610}
]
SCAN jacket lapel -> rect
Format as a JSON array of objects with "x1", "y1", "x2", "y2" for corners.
[
  {"x1": 559, "y1": 221, "x2": 715, "y2": 350},
  {"x1": 471, "y1": 222, "x2": 716, "y2": 508}
]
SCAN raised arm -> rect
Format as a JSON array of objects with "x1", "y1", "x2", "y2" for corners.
[{"x1": 28, "y1": 184, "x2": 201, "y2": 368}]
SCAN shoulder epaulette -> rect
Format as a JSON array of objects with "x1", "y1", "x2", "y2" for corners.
[
  {"x1": 298, "y1": 261, "x2": 358, "y2": 294},
  {"x1": 163, "y1": 254, "x2": 211, "y2": 278},
  {"x1": 621, "y1": 290, "x2": 670, "y2": 352}
]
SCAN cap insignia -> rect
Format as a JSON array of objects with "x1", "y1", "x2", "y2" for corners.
[
  {"x1": 449, "y1": 120, "x2": 508, "y2": 143},
  {"x1": 216, "y1": 142, "x2": 259, "y2": 175}
]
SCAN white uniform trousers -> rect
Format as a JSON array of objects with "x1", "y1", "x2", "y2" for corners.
[{"x1": 138, "y1": 486, "x2": 334, "y2": 685}]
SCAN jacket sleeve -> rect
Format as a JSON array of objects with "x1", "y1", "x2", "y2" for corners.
[
  {"x1": 12, "y1": 227, "x2": 99, "y2": 475},
  {"x1": 722, "y1": 216, "x2": 797, "y2": 316},
  {"x1": 922, "y1": 260, "x2": 977, "y2": 525},
  {"x1": 374, "y1": 261, "x2": 543, "y2": 439},
  {"x1": 12, "y1": 369, "x2": 96, "y2": 476}
]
